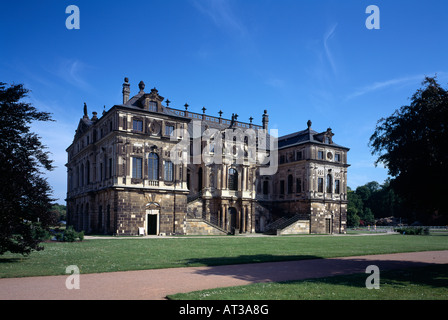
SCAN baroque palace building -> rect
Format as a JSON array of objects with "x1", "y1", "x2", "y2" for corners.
[{"x1": 66, "y1": 78, "x2": 350, "y2": 236}]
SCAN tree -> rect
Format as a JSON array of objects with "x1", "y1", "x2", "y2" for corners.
[
  {"x1": 0, "y1": 82, "x2": 55, "y2": 255},
  {"x1": 369, "y1": 76, "x2": 448, "y2": 224},
  {"x1": 347, "y1": 187, "x2": 362, "y2": 227}
]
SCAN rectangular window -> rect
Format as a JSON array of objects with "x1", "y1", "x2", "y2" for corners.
[
  {"x1": 318, "y1": 151, "x2": 324, "y2": 160},
  {"x1": 280, "y1": 180, "x2": 285, "y2": 195},
  {"x1": 109, "y1": 158, "x2": 112, "y2": 178},
  {"x1": 335, "y1": 179, "x2": 340, "y2": 194},
  {"x1": 296, "y1": 151, "x2": 302, "y2": 161},
  {"x1": 133, "y1": 119, "x2": 143, "y2": 132},
  {"x1": 263, "y1": 180, "x2": 269, "y2": 195},
  {"x1": 149, "y1": 101, "x2": 157, "y2": 112},
  {"x1": 132, "y1": 157, "x2": 142, "y2": 179},
  {"x1": 165, "y1": 125, "x2": 174, "y2": 136},
  {"x1": 296, "y1": 178, "x2": 302, "y2": 193},
  {"x1": 335, "y1": 153, "x2": 341, "y2": 162},
  {"x1": 164, "y1": 161, "x2": 173, "y2": 182},
  {"x1": 280, "y1": 155, "x2": 286, "y2": 164},
  {"x1": 318, "y1": 177, "x2": 323, "y2": 192}
]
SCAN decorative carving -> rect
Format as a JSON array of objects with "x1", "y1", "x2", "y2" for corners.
[{"x1": 149, "y1": 120, "x2": 161, "y2": 135}]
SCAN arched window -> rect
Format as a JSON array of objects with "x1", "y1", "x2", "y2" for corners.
[
  {"x1": 326, "y1": 174, "x2": 332, "y2": 193},
  {"x1": 148, "y1": 153, "x2": 159, "y2": 180},
  {"x1": 228, "y1": 168, "x2": 238, "y2": 191}
]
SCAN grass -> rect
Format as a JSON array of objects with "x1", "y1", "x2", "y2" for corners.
[
  {"x1": 0, "y1": 234, "x2": 447, "y2": 278},
  {"x1": 167, "y1": 264, "x2": 448, "y2": 300}
]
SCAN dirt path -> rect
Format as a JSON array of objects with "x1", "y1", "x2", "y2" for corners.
[{"x1": 0, "y1": 250, "x2": 447, "y2": 300}]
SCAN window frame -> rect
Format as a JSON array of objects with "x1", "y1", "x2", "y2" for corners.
[
  {"x1": 148, "y1": 153, "x2": 159, "y2": 181},
  {"x1": 133, "y1": 119, "x2": 143, "y2": 132},
  {"x1": 228, "y1": 168, "x2": 238, "y2": 191},
  {"x1": 132, "y1": 157, "x2": 143, "y2": 179},
  {"x1": 164, "y1": 160, "x2": 174, "y2": 182},
  {"x1": 317, "y1": 177, "x2": 323, "y2": 193}
]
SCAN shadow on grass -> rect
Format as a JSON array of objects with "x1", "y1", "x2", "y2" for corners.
[
  {"x1": 183, "y1": 254, "x2": 447, "y2": 286},
  {"x1": 183, "y1": 254, "x2": 322, "y2": 268},
  {"x1": 0, "y1": 257, "x2": 26, "y2": 264}
]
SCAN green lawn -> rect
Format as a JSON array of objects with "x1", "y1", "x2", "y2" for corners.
[
  {"x1": 0, "y1": 234, "x2": 447, "y2": 278},
  {"x1": 167, "y1": 264, "x2": 448, "y2": 300}
]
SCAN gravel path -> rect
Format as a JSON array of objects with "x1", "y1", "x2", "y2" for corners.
[{"x1": 0, "y1": 250, "x2": 447, "y2": 300}]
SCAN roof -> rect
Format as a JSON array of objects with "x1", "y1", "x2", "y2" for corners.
[{"x1": 278, "y1": 127, "x2": 349, "y2": 150}]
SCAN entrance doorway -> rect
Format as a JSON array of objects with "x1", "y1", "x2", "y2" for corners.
[
  {"x1": 228, "y1": 207, "x2": 237, "y2": 234},
  {"x1": 146, "y1": 209, "x2": 159, "y2": 235},
  {"x1": 325, "y1": 218, "x2": 331, "y2": 234}
]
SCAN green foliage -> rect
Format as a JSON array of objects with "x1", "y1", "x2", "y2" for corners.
[
  {"x1": 50, "y1": 204, "x2": 67, "y2": 222},
  {"x1": 348, "y1": 179, "x2": 409, "y2": 226},
  {"x1": 0, "y1": 82, "x2": 55, "y2": 255},
  {"x1": 369, "y1": 76, "x2": 448, "y2": 223},
  {"x1": 30, "y1": 222, "x2": 51, "y2": 242},
  {"x1": 56, "y1": 226, "x2": 84, "y2": 242},
  {"x1": 395, "y1": 227, "x2": 430, "y2": 235}
]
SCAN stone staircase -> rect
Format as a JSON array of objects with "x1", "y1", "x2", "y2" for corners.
[
  {"x1": 186, "y1": 192, "x2": 228, "y2": 235},
  {"x1": 264, "y1": 214, "x2": 310, "y2": 234}
]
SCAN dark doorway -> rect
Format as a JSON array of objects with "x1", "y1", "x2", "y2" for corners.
[
  {"x1": 198, "y1": 167, "x2": 203, "y2": 192},
  {"x1": 228, "y1": 207, "x2": 237, "y2": 234},
  {"x1": 325, "y1": 218, "x2": 331, "y2": 234},
  {"x1": 147, "y1": 214, "x2": 158, "y2": 235}
]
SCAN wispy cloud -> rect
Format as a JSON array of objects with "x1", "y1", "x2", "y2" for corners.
[
  {"x1": 58, "y1": 59, "x2": 92, "y2": 90},
  {"x1": 323, "y1": 23, "x2": 338, "y2": 75},
  {"x1": 265, "y1": 78, "x2": 285, "y2": 88},
  {"x1": 345, "y1": 74, "x2": 424, "y2": 101},
  {"x1": 191, "y1": 0, "x2": 247, "y2": 36}
]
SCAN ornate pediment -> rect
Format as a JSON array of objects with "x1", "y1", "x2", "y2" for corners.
[{"x1": 74, "y1": 118, "x2": 92, "y2": 141}]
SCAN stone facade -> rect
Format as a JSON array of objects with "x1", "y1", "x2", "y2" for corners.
[{"x1": 66, "y1": 78, "x2": 349, "y2": 236}]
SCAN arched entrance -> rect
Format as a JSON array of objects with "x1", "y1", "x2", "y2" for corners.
[{"x1": 228, "y1": 207, "x2": 237, "y2": 234}]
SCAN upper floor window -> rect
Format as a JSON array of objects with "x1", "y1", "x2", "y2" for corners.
[
  {"x1": 318, "y1": 177, "x2": 323, "y2": 193},
  {"x1": 287, "y1": 175, "x2": 293, "y2": 194},
  {"x1": 165, "y1": 125, "x2": 174, "y2": 136},
  {"x1": 133, "y1": 119, "x2": 143, "y2": 132},
  {"x1": 296, "y1": 151, "x2": 303, "y2": 161},
  {"x1": 263, "y1": 180, "x2": 269, "y2": 195},
  {"x1": 164, "y1": 161, "x2": 174, "y2": 182},
  {"x1": 296, "y1": 178, "x2": 302, "y2": 193},
  {"x1": 335, "y1": 153, "x2": 341, "y2": 162},
  {"x1": 280, "y1": 180, "x2": 285, "y2": 195},
  {"x1": 335, "y1": 179, "x2": 340, "y2": 194},
  {"x1": 148, "y1": 153, "x2": 159, "y2": 180},
  {"x1": 149, "y1": 101, "x2": 157, "y2": 112},
  {"x1": 80, "y1": 164, "x2": 84, "y2": 186},
  {"x1": 279, "y1": 155, "x2": 286, "y2": 164},
  {"x1": 108, "y1": 158, "x2": 112, "y2": 178},
  {"x1": 228, "y1": 168, "x2": 238, "y2": 191},
  {"x1": 132, "y1": 157, "x2": 143, "y2": 179},
  {"x1": 318, "y1": 151, "x2": 324, "y2": 160},
  {"x1": 326, "y1": 174, "x2": 332, "y2": 193}
]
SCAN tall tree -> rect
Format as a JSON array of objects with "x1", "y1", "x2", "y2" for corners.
[
  {"x1": 369, "y1": 76, "x2": 448, "y2": 224},
  {"x1": 0, "y1": 82, "x2": 55, "y2": 255}
]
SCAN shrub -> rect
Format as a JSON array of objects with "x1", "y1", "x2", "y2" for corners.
[
  {"x1": 53, "y1": 226, "x2": 84, "y2": 242},
  {"x1": 31, "y1": 222, "x2": 51, "y2": 241},
  {"x1": 395, "y1": 227, "x2": 430, "y2": 235}
]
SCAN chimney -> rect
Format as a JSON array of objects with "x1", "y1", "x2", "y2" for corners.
[
  {"x1": 122, "y1": 77, "x2": 130, "y2": 104},
  {"x1": 262, "y1": 109, "x2": 269, "y2": 130}
]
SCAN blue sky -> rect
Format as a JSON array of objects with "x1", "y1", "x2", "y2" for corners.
[{"x1": 1, "y1": 0, "x2": 448, "y2": 202}]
